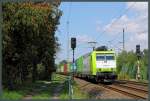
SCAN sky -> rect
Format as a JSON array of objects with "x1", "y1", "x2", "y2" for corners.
[{"x1": 55, "y1": 2, "x2": 148, "y2": 64}]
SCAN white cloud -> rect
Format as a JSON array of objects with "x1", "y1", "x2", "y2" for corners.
[
  {"x1": 127, "y1": 2, "x2": 148, "y2": 13},
  {"x1": 103, "y1": 14, "x2": 145, "y2": 35},
  {"x1": 98, "y1": 2, "x2": 148, "y2": 51},
  {"x1": 126, "y1": 34, "x2": 148, "y2": 51}
]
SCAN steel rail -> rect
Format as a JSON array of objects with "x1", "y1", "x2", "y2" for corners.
[
  {"x1": 119, "y1": 80, "x2": 148, "y2": 86},
  {"x1": 100, "y1": 84, "x2": 147, "y2": 100},
  {"x1": 114, "y1": 83, "x2": 148, "y2": 93}
]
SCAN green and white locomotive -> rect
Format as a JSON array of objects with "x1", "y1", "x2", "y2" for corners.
[{"x1": 75, "y1": 46, "x2": 117, "y2": 82}]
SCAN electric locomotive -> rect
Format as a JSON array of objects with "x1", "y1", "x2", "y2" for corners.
[{"x1": 75, "y1": 46, "x2": 117, "y2": 82}]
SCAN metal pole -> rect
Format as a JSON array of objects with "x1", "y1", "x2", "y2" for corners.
[
  {"x1": 123, "y1": 28, "x2": 125, "y2": 50},
  {"x1": 93, "y1": 47, "x2": 95, "y2": 51},
  {"x1": 136, "y1": 59, "x2": 140, "y2": 80},
  {"x1": 68, "y1": 49, "x2": 75, "y2": 99},
  {"x1": 68, "y1": 76, "x2": 72, "y2": 99},
  {"x1": 72, "y1": 49, "x2": 74, "y2": 98},
  {"x1": 73, "y1": 49, "x2": 74, "y2": 80}
]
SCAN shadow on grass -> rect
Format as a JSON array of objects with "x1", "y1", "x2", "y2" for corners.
[
  {"x1": 1, "y1": 80, "x2": 65, "y2": 100},
  {"x1": 28, "y1": 80, "x2": 65, "y2": 99}
]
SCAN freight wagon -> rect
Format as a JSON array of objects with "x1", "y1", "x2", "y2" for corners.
[
  {"x1": 57, "y1": 62, "x2": 72, "y2": 75},
  {"x1": 75, "y1": 48, "x2": 117, "y2": 82}
]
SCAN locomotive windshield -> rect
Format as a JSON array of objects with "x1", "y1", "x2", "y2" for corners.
[
  {"x1": 96, "y1": 54, "x2": 115, "y2": 61},
  {"x1": 106, "y1": 56, "x2": 114, "y2": 60},
  {"x1": 96, "y1": 53, "x2": 116, "y2": 68},
  {"x1": 96, "y1": 55, "x2": 105, "y2": 61}
]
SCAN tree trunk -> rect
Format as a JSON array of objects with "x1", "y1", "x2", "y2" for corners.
[
  {"x1": 8, "y1": 67, "x2": 14, "y2": 90},
  {"x1": 32, "y1": 57, "x2": 37, "y2": 83},
  {"x1": 44, "y1": 64, "x2": 49, "y2": 80}
]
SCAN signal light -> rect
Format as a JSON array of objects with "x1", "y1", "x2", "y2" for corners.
[
  {"x1": 136, "y1": 45, "x2": 140, "y2": 54},
  {"x1": 71, "y1": 38, "x2": 76, "y2": 49},
  {"x1": 136, "y1": 45, "x2": 141, "y2": 59}
]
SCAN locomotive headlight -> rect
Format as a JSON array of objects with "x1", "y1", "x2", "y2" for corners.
[{"x1": 97, "y1": 68, "x2": 101, "y2": 72}]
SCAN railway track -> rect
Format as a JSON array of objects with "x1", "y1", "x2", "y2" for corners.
[
  {"x1": 76, "y1": 77, "x2": 148, "y2": 99},
  {"x1": 114, "y1": 83, "x2": 148, "y2": 93},
  {"x1": 119, "y1": 80, "x2": 148, "y2": 86},
  {"x1": 100, "y1": 83, "x2": 148, "y2": 100}
]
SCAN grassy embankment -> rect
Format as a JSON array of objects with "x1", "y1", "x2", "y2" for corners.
[
  {"x1": 0, "y1": 73, "x2": 89, "y2": 100},
  {"x1": 59, "y1": 80, "x2": 90, "y2": 99},
  {"x1": 1, "y1": 81, "x2": 54, "y2": 100}
]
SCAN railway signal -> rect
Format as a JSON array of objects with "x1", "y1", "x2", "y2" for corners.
[
  {"x1": 71, "y1": 38, "x2": 76, "y2": 49},
  {"x1": 136, "y1": 45, "x2": 141, "y2": 59},
  {"x1": 136, "y1": 45, "x2": 140, "y2": 53},
  {"x1": 69, "y1": 37, "x2": 76, "y2": 99},
  {"x1": 71, "y1": 37, "x2": 76, "y2": 78},
  {"x1": 136, "y1": 45, "x2": 141, "y2": 80}
]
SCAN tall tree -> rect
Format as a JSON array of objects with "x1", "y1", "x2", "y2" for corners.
[{"x1": 2, "y1": 1, "x2": 62, "y2": 89}]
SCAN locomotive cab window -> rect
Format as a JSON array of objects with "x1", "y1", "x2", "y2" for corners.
[
  {"x1": 106, "y1": 55, "x2": 114, "y2": 60},
  {"x1": 96, "y1": 54, "x2": 115, "y2": 61},
  {"x1": 96, "y1": 55, "x2": 105, "y2": 61}
]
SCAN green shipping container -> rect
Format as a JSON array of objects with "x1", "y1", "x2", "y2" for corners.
[{"x1": 76, "y1": 56, "x2": 84, "y2": 73}]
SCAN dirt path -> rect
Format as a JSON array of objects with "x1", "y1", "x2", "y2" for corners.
[
  {"x1": 23, "y1": 95, "x2": 33, "y2": 100},
  {"x1": 22, "y1": 81, "x2": 65, "y2": 100},
  {"x1": 23, "y1": 92, "x2": 35, "y2": 100},
  {"x1": 22, "y1": 81, "x2": 52, "y2": 100}
]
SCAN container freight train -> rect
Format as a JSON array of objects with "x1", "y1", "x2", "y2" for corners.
[
  {"x1": 75, "y1": 47, "x2": 117, "y2": 82},
  {"x1": 57, "y1": 61, "x2": 72, "y2": 75},
  {"x1": 57, "y1": 46, "x2": 117, "y2": 82}
]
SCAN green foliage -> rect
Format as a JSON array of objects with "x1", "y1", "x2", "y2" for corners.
[
  {"x1": 72, "y1": 85, "x2": 89, "y2": 99},
  {"x1": 1, "y1": 80, "x2": 56, "y2": 100},
  {"x1": 0, "y1": 90, "x2": 25, "y2": 100},
  {"x1": 117, "y1": 49, "x2": 148, "y2": 80},
  {"x1": 51, "y1": 74, "x2": 89, "y2": 99},
  {"x1": 59, "y1": 80, "x2": 89, "y2": 99},
  {"x1": 116, "y1": 50, "x2": 128, "y2": 73},
  {"x1": 2, "y1": 1, "x2": 62, "y2": 89},
  {"x1": 52, "y1": 73, "x2": 67, "y2": 82}
]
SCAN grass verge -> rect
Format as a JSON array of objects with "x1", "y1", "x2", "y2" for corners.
[
  {"x1": 0, "y1": 89, "x2": 25, "y2": 100},
  {"x1": 0, "y1": 73, "x2": 89, "y2": 100},
  {"x1": 0, "y1": 73, "x2": 68, "y2": 100},
  {"x1": 59, "y1": 80, "x2": 89, "y2": 99}
]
